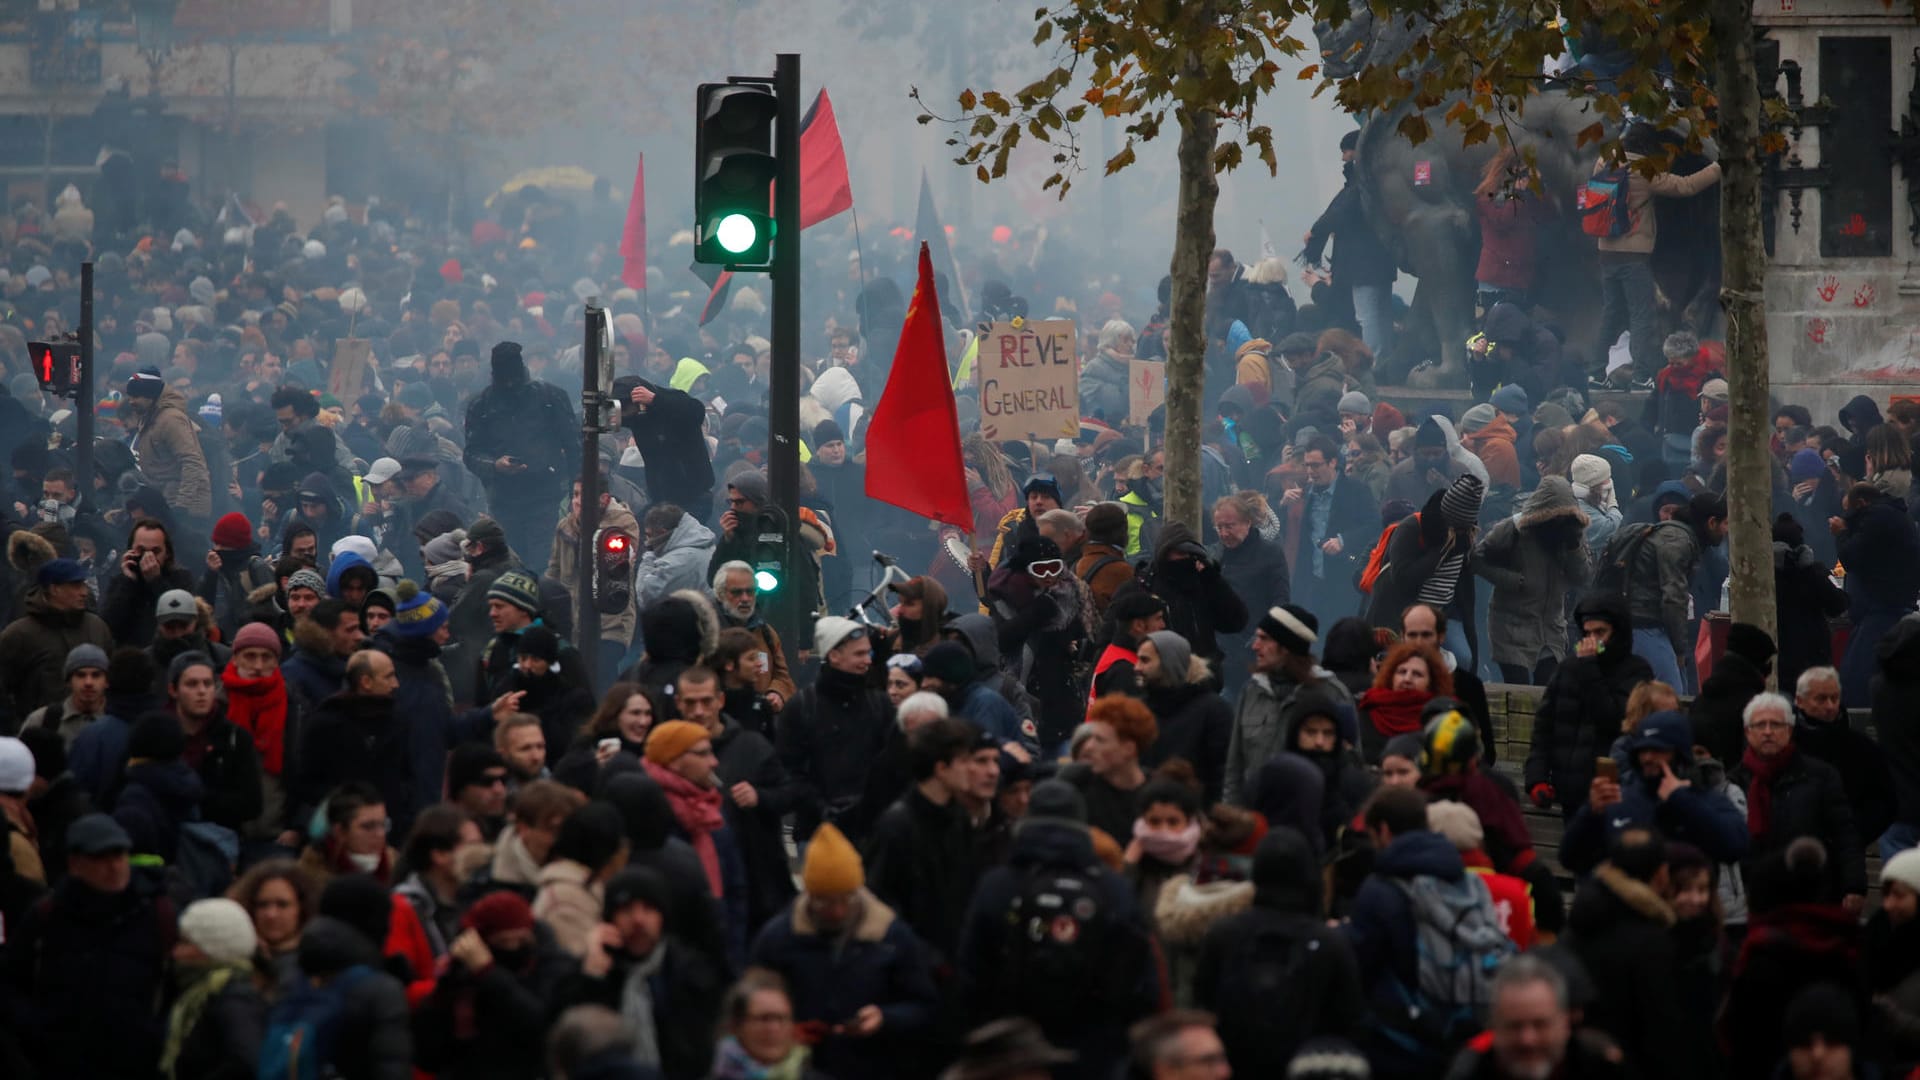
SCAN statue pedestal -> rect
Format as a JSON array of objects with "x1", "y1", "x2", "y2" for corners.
[{"x1": 1759, "y1": 0, "x2": 1920, "y2": 420}]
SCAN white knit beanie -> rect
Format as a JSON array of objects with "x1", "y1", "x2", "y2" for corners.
[
  {"x1": 178, "y1": 898, "x2": 258, "y2": 966},
  {"x1": 1884, "y1": 848, "x2": 1920, "y2": 895}
]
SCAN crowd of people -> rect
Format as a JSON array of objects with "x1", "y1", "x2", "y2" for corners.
[{"x1": 0, "y1": 152, "x2": 1918, "y2": 1080}]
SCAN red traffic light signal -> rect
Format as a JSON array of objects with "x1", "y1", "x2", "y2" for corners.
[
  {"x1": 592, "y1": 526, "x2": 635, "y2": 615},
  {"x1": 602, "y1": 532, "x2": 628, "y2": 553},
  {"x1": 28, "y1": 340, "x2": 80, "y2": 397}
]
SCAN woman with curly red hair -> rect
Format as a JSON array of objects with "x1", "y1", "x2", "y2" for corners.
[{"x1": 1356, "y1": 641, "x2": 1453, "y2": 763}]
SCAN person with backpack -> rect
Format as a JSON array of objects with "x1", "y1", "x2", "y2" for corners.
[
  {"x1": 1194, "y1": 826, "x2": 1364, "y2": 1076},
  {"x1": 9, "y1": 813, "x2": 175, "y2": 1079},
  {"x1": 1345, "y1": 786, "x2": 1515, "y2": 1078},
  {"x1": 1596, "y1": 491, "x2": 1724, "y2": 691},
  {"x1": 274, "y1": 914, "x2": 413, "y2": 1080},
  {"x1": 957, "y1": 778, "x2": 1160, "y2": 1080},
  {"x1": 1562, "y1": 831, "x2": 1710, "y2": 1080},
  {"x1": 1365, "y1": 474, "x2": 1486, "y2": 669},
  {"x1": 1584, "y1": 122, "x2": 1723, "y2": 389},
  {"x1": 1088, "y1": 590, "x2": 1167, "y2": 702}
]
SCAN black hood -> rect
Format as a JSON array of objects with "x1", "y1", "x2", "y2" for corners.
[
  {"x1": 1248, "y1": 754, "x2": 1326, "y2": 860},
  {"x1": 124, "y1": 758, "x2": 205, "y2": 812},
  {"x1": 1572, "y1": 594, "x2": 1634, "y2": 666},
  {"x1": 1009, "y1": 818, "x2": 1096, "y2": 870},
  {"x1": 492, "y1": 341, "x2": 529, "y2": 386},
  {"x1": 1320, "y1": 616, "x2": 1378, "y2": 675},
  {"x1": 1482, "y1": 301, "x2": 1534, "y2": 344},
  {"x1": 602, "y1": 772, "x2": 675, "y2": 852},
  {"x1": 299, "y1": 915, "x2": 383, "y2": 978},
  {"x1": 1252, "y1": 826, "x2": 1323, "y2": 914},
  {"x1": 1840, "y1": 394, "x2": 1884, "y2": 435}
]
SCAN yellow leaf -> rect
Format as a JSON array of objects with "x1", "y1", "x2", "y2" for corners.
[
  {"x1": 1298, "y1": 63, "x2": 1319, "y2": 81},
  {"x1": 959, "y1": 88, "x2": 977, "y2": 111}
]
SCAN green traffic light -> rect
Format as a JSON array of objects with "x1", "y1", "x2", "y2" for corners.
[
  {"x1": 716, "y1": 213, "x2": 759, "y2": 255},
  {"x1": 755, "y1": 568, "x2": 781, "y2": 592}
]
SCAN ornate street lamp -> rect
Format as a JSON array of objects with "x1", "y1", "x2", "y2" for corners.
[{"x1": 132, "y1": 0, "x2": 179, "y2": 99}]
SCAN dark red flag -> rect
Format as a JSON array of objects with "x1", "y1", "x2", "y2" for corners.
[
  {"x1": 619, "y1": 153, "x2": 646, "y2": 291},
  {"x1": 797, "y1": 89, "x2": 853, "y2": 229},
  {"x1": 864, "y1": 243, "x2": 971, "y2": 529},
  {"x1": 694, "y1": 88, "x2": 854, "y2": 325}
]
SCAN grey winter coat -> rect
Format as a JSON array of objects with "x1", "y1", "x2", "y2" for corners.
[
  {"x1": 1080, "y1": 351, "x2": 1131, "y2": 423},
  {"x1": 1475, "y1": 478, "x2": 1592, "y2": 669},
  {"x1": 1616, "y1": 520, "x2": 1703, "y2": 652},
  {"x1": 636, "y1": 511, "x2": 716, "y2": 611},
  {"x1": 1223, "y1": 668, "x2": 1354, "y2": 807}
]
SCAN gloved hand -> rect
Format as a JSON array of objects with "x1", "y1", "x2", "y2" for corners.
[{"x1": 1529, "y1": 783, "x2": 1556, "y2": 809}]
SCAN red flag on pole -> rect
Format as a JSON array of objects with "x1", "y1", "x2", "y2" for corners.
[
  {"x1": 619, "y1": 153, "x2": 646, "y2": 291},
  {"x1": 865, "y1": 243, "x2": 971, "y2": 529},
  {"x1": 797, "y1": 89, "x2": 853, "y2": 229},
  {"x1": 694, "y1": 88, "x2": 853, "y2": 325}
]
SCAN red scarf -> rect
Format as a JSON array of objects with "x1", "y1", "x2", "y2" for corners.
[
  {"x1": 1741, "y1": 743, "x2": 1797, "y2": 838},
  {"x1": 1655, "y1": 355, "x2": 1717, "y2": 400},
  {"x1": 643, "y1": 759, "x2": 726, "y2": 896},
  {"x1": 1359, "y1": 687, "x2": 1432, "y2": 737},
  {"x1": 223, "y1": 666, "x2": 290, "y2": 775}
]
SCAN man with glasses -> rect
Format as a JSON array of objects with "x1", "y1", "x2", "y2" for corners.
[
  {"x1": 1285, "y1": 435, "x2": 1377, "y2": 629},
  {"x1": 1728, "y1": 691, "x2": 1867, "y2": 913},
  {"x1": 710, "y1": 469, "x2": 823, "y2": 630},
  {"x1": 447, "y1": 744, "x2": 511, "y2": 839},
  {"x1": 711, "y1": 560, "x2": 797, "y2": 708}
]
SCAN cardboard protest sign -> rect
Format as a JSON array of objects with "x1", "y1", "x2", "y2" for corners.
[
  {"x1": 975, "y1": 319, "x2": 1078, "y2": 440},
  {"x1": 329, "y1": 338, "x2": 372, "y2": 401},
  {"x1": 1128, "y1": 359, "x2": 1166, "y2": 427}
]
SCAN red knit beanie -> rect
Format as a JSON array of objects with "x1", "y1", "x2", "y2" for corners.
[
  {"x1": 461, "y1": 892, "x2": 535, "y2": 937},
  {"x1": 211, "y1": 512, "x2": 253, "y2": 551}
]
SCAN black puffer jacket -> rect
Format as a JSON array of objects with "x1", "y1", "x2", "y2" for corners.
[
  {"x1": 1523, "y1": 596, "x2": 1655, "y2": 815},
  {"x1": 1839, "y1": 486, "x2": 1920, "y2": 618},
  {"x1": 295, "y1": 917, "x2": 413, "y2": 1080},
  {"x1": 1140, "y1": 682, "x2": 1234, "y2": 805},
  {"x1": 10, "y1": 874, "x2": 175, "y2": 1078},
  {"x1": 1689, "y1": 651, "x2": 1770, "y2": 767},
  {"x1": 776, "y1": 665, "x2": 894, "y2": 843},
  {"x1": 1563, "y1": 866, "x2": 1702, "y2": 1080},
  {"x1": 292, "y1": 693, "x2": 418, "y2": 835}
]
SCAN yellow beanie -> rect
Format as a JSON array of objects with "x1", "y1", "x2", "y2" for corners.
[
  {"x1": 644, "y1": 721, "x2": 709, "y2": 766},
  {"x1": 802, "y1": 823, "x2": 865, "y2": 895}
]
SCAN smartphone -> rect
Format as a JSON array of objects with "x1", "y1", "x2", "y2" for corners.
[{"x1": 1595, "y1": 757, "x2": 1619, "y2": 782}]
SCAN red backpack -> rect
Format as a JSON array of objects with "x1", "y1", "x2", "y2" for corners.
[{"x1": 1358, "y1": 512, "x2": 1417, "y2": 594}]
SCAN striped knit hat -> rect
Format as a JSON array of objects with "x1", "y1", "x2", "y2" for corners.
[
  {"x1": 1439, "y1": 473, "x2": 1485, "y2": 529},
  {"x1": 390, "y1": 579, "x2": 448, "y2": 639}
]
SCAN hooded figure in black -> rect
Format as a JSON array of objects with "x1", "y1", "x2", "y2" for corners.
[
  {"x1": 463, "y1": 341, "x2": 579, "y2": 573},
  {"x1": 509, "y1": 626, "x2": 596, "y2": 761},
  {"x1": 1839, "y1": 394, "x2": 1886, "y2": 449},
  {"x1": 615, "y1": 372, "x2": 715, "y2": 522},
  {"x1": 1194, "y1": 827, "x2": 1364, "y2": 1076},
  {"x1": 1136, "y1": 522, "x2": 1248, "y2": 669},
  {"x1": 1525, "y1": 594, "x2": 1657, "y2": 820},
  {"x1": 1273, "y1": 687, "x2": 1376, "y2": 851},
  {"x1": 1689, "y1": 621, "x2": 1775, "y2": 766}
]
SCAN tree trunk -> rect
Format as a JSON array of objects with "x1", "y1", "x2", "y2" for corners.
[
  {"x1": 1164, "y1": 77, "x2": 1220, "y2": 532},
  {"x1": 1711, "y1": 0, "x2": 1778, "y2": 649}
]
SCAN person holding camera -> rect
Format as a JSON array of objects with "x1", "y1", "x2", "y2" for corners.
[{"x1": 1557, "y1": 709, "x2": 1748, "y2": 876}]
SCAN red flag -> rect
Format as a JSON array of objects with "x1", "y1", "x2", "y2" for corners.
[
  {"x1": 865, "y1": 243, "x2": 970, "y2": 529},
  {"x1": 798, "y1": 89, "x2": 853, "y2": 229},
  {"x1": 693, "y1": 88, "x2": 853, "y2": 325},
  {"x1": 619, "y1": 153, "x2": 646, "y2": 291}
]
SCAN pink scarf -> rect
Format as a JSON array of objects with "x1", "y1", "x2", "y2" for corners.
[{"x1": 643, "y1": 759, "x2": 727, "y2": 896}]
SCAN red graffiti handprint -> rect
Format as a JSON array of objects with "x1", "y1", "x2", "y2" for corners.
[
  {"x1": 1854, "y1": 283, "x2": 1877, "y2": 308},
  {"x1": 1818, "y1": 276, "x2": 1840, "y2": 302},
  {"x1": 1807, "y1": 318, "x2": 1829, "y2": 345}
]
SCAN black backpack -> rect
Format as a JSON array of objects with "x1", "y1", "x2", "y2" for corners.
[
  {"x1": 1591, "y1": 520, "x2": 1685, "y2": 605},
  {"x1": 994, "y1": 863, "x2": 1144, "y2": 1025}
]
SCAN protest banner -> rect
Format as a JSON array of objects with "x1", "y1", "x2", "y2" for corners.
[
  {"x1": 1128, "y1": 358, "x2": 1166, "y2": 427},
  {"x1": 975, "y1": 318, "x2": 1078, "y2": 440},
  {"x1": 329, "y1": 338, "x2": 372, "y2": 401}
]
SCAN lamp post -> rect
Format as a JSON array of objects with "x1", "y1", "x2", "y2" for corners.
[{"x1": 132, "y1": 0, "x2": 178, "y2": 100}]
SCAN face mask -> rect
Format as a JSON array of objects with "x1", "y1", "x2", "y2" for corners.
[
  {"x1": 347, "y1": 851, "x2": 382, "y2": 873},
  {"x1": 1134, "y1": 819, "x2": 1202, "y2": 864},
  {"x1": 491, "y1": 945, "x2": 533, "y2": 971}
]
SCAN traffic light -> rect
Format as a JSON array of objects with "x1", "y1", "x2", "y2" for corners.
[
  {"x1": 751, "y1": 510, "x2": 788, "y2": 595},
  {"x1": 28, "y1": 339, "x2": 80, "y2": 397},
  {"x1": 694, "y1": 81, "x2": 778, "y2": 267},
  {"x1": 592, "y1": 526, "x2": 635, "y2": 614}
]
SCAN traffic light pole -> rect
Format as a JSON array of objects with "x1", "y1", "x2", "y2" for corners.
[
  {"x1": 576, "y1": 304, "x2": 607, "y2": 687},
  {"x1": 77, "y1": 261, "x2": 93, "y2": 496},
  {"x1": 768, "y1": 52, "x2": 803, "y2": 654}
]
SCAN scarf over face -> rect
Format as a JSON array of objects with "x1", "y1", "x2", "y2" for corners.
[
  {"x1": 642, "y1": 758, "x2": 726, "y2": 896},
  {"x1": 222, "y1": 665, "x2": 289, "y2": 774}
]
